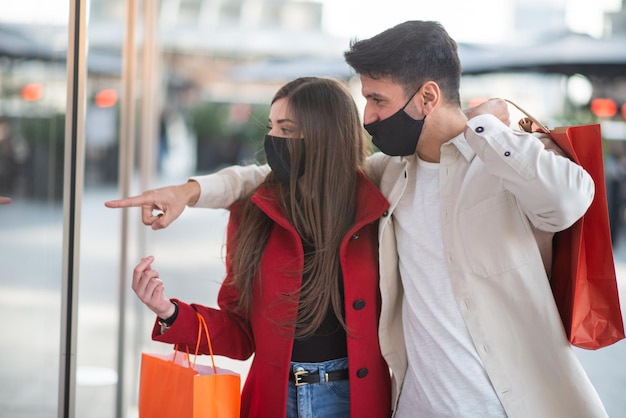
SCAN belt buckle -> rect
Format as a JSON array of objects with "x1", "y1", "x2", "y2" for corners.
[{"x1": 294, "y1": 368, "x2": 309, "y2": 387}]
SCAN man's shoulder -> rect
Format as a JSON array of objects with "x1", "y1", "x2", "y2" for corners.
[
  {"x1": 366, "y1": 152, "x2": 405, "y2": 169},
  {"x1": 364, "y1": 152, "x2": 410, "y2": 195}
]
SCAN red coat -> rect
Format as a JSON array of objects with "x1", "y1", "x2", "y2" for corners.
[{"x1": 152, "y1": 173, "x2": 391, "y2": 417}]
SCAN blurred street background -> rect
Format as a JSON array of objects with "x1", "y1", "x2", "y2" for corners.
[{"x1": 2, "y1": 0, "x2": 626, "y2": 417}]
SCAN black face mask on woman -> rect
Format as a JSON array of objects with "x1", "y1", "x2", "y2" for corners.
[
  {"x1": 264, "y1": 134, "x2": 305, "y2": 183},
  {"x1": 364, "y1": 86, "x2": 426, "y2": 157}
]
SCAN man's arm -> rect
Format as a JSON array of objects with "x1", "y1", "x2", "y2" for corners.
[
  {"x1": 104, "y1": 164, "x2": 269, "y2": 230},
  {"x1": 104, "y1": 180, "x2": 201, "y2": 230},
  {"x1": 105, "y1": 100, "x2": 510, "y2": 230},
  {"x1": 190, "y1": 164, "x2": 269, "y2": 209},
  {"x1": 464, "y1": 98, "x2": 511, "y2": 127},
  {"x1": 465, "y1": 113, "x2": 594, "y2": 232}
]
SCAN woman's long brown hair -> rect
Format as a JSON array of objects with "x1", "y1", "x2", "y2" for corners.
[{"x1": 227, "y1": 77, "x2": 370, "y2": 338}]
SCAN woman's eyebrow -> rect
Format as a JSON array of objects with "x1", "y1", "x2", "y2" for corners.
[{"x1": 267, "y1": 118, "x2": 296, "y2": 124}]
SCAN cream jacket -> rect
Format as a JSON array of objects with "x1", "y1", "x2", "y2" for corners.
[{"x1": 191, "y1": 114, "x2": 607, "y2": 417}]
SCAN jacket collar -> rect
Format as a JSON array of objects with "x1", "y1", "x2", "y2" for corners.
[
  {"x1": 447, "y1": 132, "x2": 475, "y2": 162},
  {"x1": 251, "y1": 172, "x2": 389, "y2": 229},
  {"x1": 389, "y1": 132, "x2": 474, "y2": 167}
]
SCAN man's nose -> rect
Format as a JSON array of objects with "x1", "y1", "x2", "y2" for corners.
[{"x1": 362, "y1": 105, "x2": 379, "y2": 125}]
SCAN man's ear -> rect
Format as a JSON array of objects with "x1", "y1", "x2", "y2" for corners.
[{"x1": 418, "y1": 81, "x2": 440, "y2": 115}]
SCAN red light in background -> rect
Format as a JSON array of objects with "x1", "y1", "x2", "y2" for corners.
[
  {"x1": 21, "y1": 83, "x2": 43, "y2": 101},
  {"x1": 622, "y1": 104, "x2": 626, "y2": 119},
  {"x1": 95, "y1": 89, "x2": 118, "y2": 108},
  {"x1": 590, "y1": 98, "x2": 618, "y2": 118}
]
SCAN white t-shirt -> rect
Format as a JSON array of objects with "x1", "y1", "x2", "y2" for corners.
[{"x1": 394, "y1": 157, "x2": 506, "y2": 418}]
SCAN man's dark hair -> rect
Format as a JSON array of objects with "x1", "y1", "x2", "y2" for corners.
[{"x1": 344, "y1": 20, "x2": 462, "y2": 104}]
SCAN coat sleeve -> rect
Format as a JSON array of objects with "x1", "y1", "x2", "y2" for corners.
[
  {"x1": 189, "y1": 164, "x2": 270, "y2": 209},
  {"x1": 152, "y1": 205, "x2": 255, "y2": 360},
  {"x1": 465, "y1": 114, "x2": 594, "y2": 232}
]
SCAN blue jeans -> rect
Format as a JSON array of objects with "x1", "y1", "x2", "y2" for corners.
[{"x1": 286, "y1": 357, "x2": 350, "y2": 418}]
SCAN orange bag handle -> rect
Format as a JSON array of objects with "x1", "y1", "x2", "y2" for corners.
[
  {"x1": 171, "y1": 312, "x2": 218, "y2": 374},
  {"x1": 194, "y1": 312, "x2": 217, "y2": 374},
  {"x1": 503, "y1": 99, "x2": 551, "y2": 134}
]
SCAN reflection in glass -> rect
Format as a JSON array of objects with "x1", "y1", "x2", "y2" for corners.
[{"x1": 0, "y1": 9, "x2": 67, "y2": 417}]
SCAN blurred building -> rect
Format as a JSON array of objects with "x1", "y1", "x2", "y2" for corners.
[
  {"x1": 1, "y1": 2, "x2": 626, "y2": 418},
  {"x1": 87, "y1": 0, "x2": 348, "y2": 103},
  {"x1": 606, "y1": 0, "x2": 626, "y2": 36}
]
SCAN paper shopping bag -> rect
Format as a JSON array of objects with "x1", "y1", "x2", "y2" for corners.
[
  {"x1": 548, "y1": 124, "x2": 625, "y2": 349},
  {"x1": 508, "y1": 99, "x2": 625, "y2": 349},
  {"x1": 138, "y1": 313, "x2": 241, "y2": 417}
]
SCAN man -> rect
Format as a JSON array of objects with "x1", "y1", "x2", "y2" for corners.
[{"x1": 107, "y1": 21, "x2": 607, "y2": 417}]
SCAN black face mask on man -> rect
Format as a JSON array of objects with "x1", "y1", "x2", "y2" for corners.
[
  {"x1": 264, "y1": 134, "x2": 305, "y2": 183},
  {"x1": 364, "y1": 86, "x2": 426, "y2": 157}
]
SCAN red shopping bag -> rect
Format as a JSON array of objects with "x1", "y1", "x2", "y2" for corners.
[
  {"x1": 511, "y1": 100, "x2": 625, "y2": 349},
  {"x1": 549, "y1": 124, "x2": 625, "y2": 349},
  {"x1": 138, "y1": 313, "x2": 241, "y2": 417}
]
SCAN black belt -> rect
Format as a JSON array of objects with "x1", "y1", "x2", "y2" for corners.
[{"x1": 289, "y1": 369, "x2": 349, "y2": 386}]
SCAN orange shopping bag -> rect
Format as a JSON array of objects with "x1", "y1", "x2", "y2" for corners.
[
  {"x1": 510, "y1": 100, "x2": 625, "y2": 349},
  {"x1": 138, "y1": 313, "x2": 241, "y2": 417}
]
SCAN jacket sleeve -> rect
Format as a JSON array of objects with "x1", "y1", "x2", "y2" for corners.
[
  {"x1": 465, "y1": 114, "x2": 594, "y2": 232},
  {"x1": 151, "y1": 299, "x2": 255, "y2": 360},
  {"x1": 189, "y1": 164, "x2": 270, "y2": 209},
  {"x1": 151, "y1": 205, "x2": 255, "y2": 360}
]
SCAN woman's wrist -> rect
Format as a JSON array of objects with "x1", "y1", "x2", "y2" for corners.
[{"x1": 158, "y1": 301, "x2": 178, "y2": 327}]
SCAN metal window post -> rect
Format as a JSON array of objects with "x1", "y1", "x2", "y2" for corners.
[{"x1": 59, "y1": 0, "x2": 88, "y2": 417}]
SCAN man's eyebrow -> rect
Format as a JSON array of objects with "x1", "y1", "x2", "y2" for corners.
[{"x1": 365, "y1": 92, "x2": 384, "y2": 99}]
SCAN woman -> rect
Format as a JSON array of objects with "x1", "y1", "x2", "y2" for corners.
[{"x1": 132, "y1": 77, "x2": 392, "y2": 417}]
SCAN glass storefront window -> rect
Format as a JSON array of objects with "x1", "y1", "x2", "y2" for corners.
[{"x1": 0, "y1": 3, "x2": 68, "y2": 416}]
